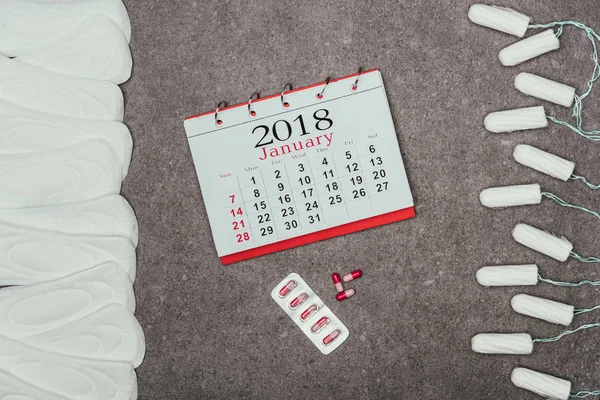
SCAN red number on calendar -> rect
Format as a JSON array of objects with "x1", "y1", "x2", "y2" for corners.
[
  {"x1": 236, "y1": 232, "x2": 251, "y2": 242},
  {"x1": 232, "y1": 220, "x2": 246, "y2": 230},
  {"x1": 229, "y1": 195, "x2": 235, "y2": 203},
  {"x1": 230, "y1": 207, "x2": 243, "y2": 217}
]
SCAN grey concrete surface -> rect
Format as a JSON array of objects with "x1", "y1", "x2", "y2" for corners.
[{"x1": 123, "y1": 1, "x2": 600, "y2": 398}]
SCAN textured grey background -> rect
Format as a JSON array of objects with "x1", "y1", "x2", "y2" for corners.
[{"x1": 122, "y1": 1, "x2": 600, "y2": 398}]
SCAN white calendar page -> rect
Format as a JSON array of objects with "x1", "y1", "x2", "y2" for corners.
[{"x1": 184, "y1": 69, "x2": 415, "y2": 264}]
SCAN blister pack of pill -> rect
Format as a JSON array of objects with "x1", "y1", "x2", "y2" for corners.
[{"x1": 271, "y1": 273, "x2": 349, "y2": 355}]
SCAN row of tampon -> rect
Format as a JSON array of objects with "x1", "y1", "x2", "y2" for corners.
[
  {"x1": 469, "y1": 4, "x2": 600, "y2": 400},
  {"x1": 0, "y1": 1, "x2": 145, "y2": 399},
  {"x1": 471, "y1": 4, "x2": 594, "y2": 136}
]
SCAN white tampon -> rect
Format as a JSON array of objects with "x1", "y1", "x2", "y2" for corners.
[
  {"x1": 476, "y1": 264, "x2": 539, "y2": 287},
  {"x1": 512, "y1": 223, "x2": 573, "y2": 262},
  {"x1": 479, "y1": 184, "x2": 542, "y2": 208},
  {"x1": 471, "y1": 333, "x2": 533, "y2": 354},
  {"x1": 515, "y1": 73, "x2": 576, "y2": 108},
  {"x1": 14, "y1": 15, "x2": 132, "y2": 84},
  {"x1": 512, "y1": 368, "x2": 572, "y2": 400},
  {"x1": 513, "y1": 144, "x2": 575, "y2": 181},
  {"x1": 0, "y1": 55, "x2": 123, "y2": 121},
  {"x1": 467, "y1": 4, "x2": 530, "y2": 37},
  {"x1": 0, "y1": 0, "x2": 131, "y2": 56},
  {"x1": 511, "y1": 294, "x2": 574, "y2": 326},
  {"x1": 484, "y1": 106, "x2": 548, "y2": 133},
  {"x1": 499, "y1": 29, "x2": 560, "y2": 66}
]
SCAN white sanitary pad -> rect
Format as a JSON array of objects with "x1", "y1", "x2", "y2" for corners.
[
  {"x1": 0, "y1": 336, "x2": 137, "y2": 400},
  {"x1": 0, "y1": 140, "x2": 123, "y2": 208},
  {"x1": 0, "y1": 99, "x2": 132, "y2": 177},
  {"x1": 0, "y1": 303, "x2": 145, "y2": 367},
  {"x1": 0, "y1": 0, "x2": 131, "y2": 57},
  {"x1": 0, "y1": 55, "x2": 123, "y2": 121},
  {"x1": 0, "y1": 265, "x2": 143, "y2": 365},
  {"x1": 0, "y1": 224, "x2": 136, "y2": 286},
  {"x1": 15, "y1": 15, "x2": 132, "y2": 84},
  {"x1": 0, "y1": 195, "x2": 139, "y2": 247},
  {"x1": 0, "y1": 262, "x2": 135, "y2": 316},
  {"x1": 0, "y1": 370, "x2": 70, "y2": 399}
]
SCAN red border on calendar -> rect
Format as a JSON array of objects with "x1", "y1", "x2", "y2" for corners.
[{"x1": 221, "y1": 206, "x2": 415, "y2": 264}]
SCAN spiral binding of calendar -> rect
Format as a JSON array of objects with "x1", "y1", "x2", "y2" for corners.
[{"x1": 212, "y1": 67, "x2": 364, "y2": 126}]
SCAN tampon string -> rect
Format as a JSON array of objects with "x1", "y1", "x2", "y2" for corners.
[{"x1": 529, "y1": 21, "x2": 600, "y2": 141}]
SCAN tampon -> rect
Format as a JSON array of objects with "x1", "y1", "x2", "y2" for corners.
[
  {"x1": 479, "y1": 184, "x2": 542, "y2": 208},
  {"x1": 513, "y1": 144, "x2": 575, "y2": 181},
  {"x1": 512, "y1": 368, "x2": 571, "y2": 400},
  {"x1": 471, "y1": 333, "x2": 533, "y2": 354},
  {"x1": 484, "y1": 106, "x2": 548, "y2": 133},
  {"x1": 515, "y1": 73, "x2": 576, "y2": 108},
  {"x1": 476, "y1": 264, "x2": 539, "y2": 287},
  {"x1": 512, "y1": 223, "x2": 573, "y2": 262},
  {"x1": 467, "y1": 4, "x2": 530, "y2": 37},
  {"x1": 15, "y1": 15, "x2": 132, "y2": 84},
  {"x1": 511, "y1": 294, "x2": 574, "y2": 326},
  {"x1": 0, "y1": 0, "x2": 131, "y2": 56},
  {"x1": 499, "y1": 29, "x2": 560, "y2": 66},
  {"x1": 0, "y1": 55, "x2": 123, "y2": 121}
]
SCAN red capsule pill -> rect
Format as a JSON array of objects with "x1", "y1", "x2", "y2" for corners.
[
  {"x1": 336, "y1": 288, "x2": 355, "y2": 301},
  {"x1": 311, "y1": 317, "x2": 330, "y2": 333},
  {"x1": 331, "y1": 273, "x2": 344, "y2": 292},
  {"x1": 342, "y1": 269, "x2": 362, "y2": 283},
  {"x1": 322, "y1": 329, "x2": 341, "y2": 345},
  {"x1": 289, "y1": 292, "x2": 308, "y2": 309},
  {"x1": 300, "y1": 304, "x2": 318, "y2": 321},
  {"x1": 278, "y1": 280, "x2": 297, "y2": 298}
]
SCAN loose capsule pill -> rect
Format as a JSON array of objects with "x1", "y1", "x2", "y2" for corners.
[
  {"x1": 343, "y1": 269, "x2": 362, "y2": 282},
  {"x1": 331, "y1": 273, "x2": 344, "y2": 292},
  {"x1": 336, "y1": 289, "x2": 355, "y2": 301}
]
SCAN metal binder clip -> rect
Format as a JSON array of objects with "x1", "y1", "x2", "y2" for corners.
[
  {"x1": 280, "y1": 83, "x2": 293, "y2": 108},
  {"x1": 214, "y1": 101, "x2": 227, "y2": 127},
  {"x1": 351, "y1": 67, "x2": 363, "y2": 91},
  {"x1": 316, "y1": 76, "x2": 331, "y2": 100},
  {"x1": 248, "y1": 92, "x2": 260, "y2": 117}
]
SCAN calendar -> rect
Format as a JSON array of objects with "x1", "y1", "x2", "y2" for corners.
[{"x1": 184, "y1": 69, "x2": 415, "y2": 264}]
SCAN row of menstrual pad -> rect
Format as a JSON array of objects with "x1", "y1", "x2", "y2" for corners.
[{"x1": 0, "y1": 1, "x2": 144, "y2": 400}]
